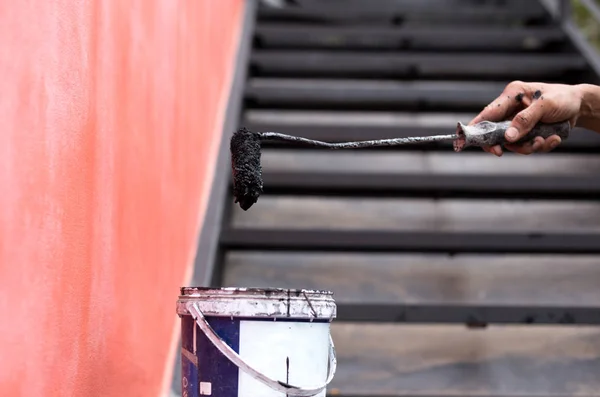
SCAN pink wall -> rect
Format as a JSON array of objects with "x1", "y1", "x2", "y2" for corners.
[{"x1": 0, "y1": 1, "x2": 243, "y2": 396}]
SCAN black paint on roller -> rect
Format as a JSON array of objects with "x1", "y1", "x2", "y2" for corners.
[{"x1": 230, "y1": 127, "x2": 263, "y2": 211}]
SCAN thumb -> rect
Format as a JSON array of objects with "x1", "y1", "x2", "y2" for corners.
[{"x1": 505, "y1": 102, "x2": 544, "y2": 143}]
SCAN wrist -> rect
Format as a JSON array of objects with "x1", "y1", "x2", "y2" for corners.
[{"x1": 576, "y1": 83, "x2": 600, "y2": 119}]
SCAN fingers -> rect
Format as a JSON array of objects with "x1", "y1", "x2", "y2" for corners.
[
  {"x1": 505, "y1": 97, "x2": 545, "y2": 143},
  {"x1": 504, "y1": 136, "x2": 543, "y2": 155},
  {"x1": 469, "y1": 92, "x2": 522, "y2": 126},
  {"x1": 504, "y1": 135, "x2": 561, "y2": 154},
  {"x1": 473, "y1": 94, "x2": 512, "y2": 155},
  {"x1": 469, "y1": 81, "x2": 526, "y2": 157},
  {"x1": 502, "y1": 100, "x2": 563, "y2": 153},
  {"x1": 482, "y1": 144, "x2": 503, "y2": 157},
  {"x1": 537, "y1": 135, "x2": 561, "y2": 152}
]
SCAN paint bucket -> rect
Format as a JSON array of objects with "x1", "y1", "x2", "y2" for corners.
[{"x1": 176, "y1": 287, "x2": 337, "y2": 397}]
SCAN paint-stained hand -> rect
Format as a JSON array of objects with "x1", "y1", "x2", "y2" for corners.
[{"x1": 469, "y1": 81, "x2": 584, "y2": 156}]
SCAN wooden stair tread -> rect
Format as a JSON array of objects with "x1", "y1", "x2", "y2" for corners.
[
  {"x1": 231, "y1": 197, "x2": 600, "y2": 233},
  {"x1": 259, "y1": 150, "x2": 600, "y2": 176},
  {"x1": 245, "y1": 78, "x2": 506, "y2": 110},
  {"x1": 326, "y1": 323, "x2": 600, "y2": 396},
  {"x1": 224, "y1": 252, "x2": 600, "y2": 307}
]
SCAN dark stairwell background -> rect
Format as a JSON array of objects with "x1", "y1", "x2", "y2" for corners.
[{"x1": 173, "y1": 1, "x2": 600, "y2": 396}]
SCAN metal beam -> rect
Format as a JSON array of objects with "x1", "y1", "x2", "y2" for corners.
[
  {"x1": 561, "y1": 20, "x2": 600, "y2": 84},
  {"x1": 254, "y1": 24, "x2": 567, "y2": 51},
  {"x1": 579, "y1": 0, "x2": 600, "y2": 24},
  {"x1": 189, "y1": 1, "x2": 257, "y2": 288},
  {"x1": 250, "y1": 51, "x2": 586, "y2": 79},
  {"x1": 257, "y1": 1, "x2": 549, "y2": 24},
  {"x1": 328, "y1": 392, "x2": 580, "y2": 397},
  {"x1": 221, "y1": 229, "x2": 600, "y2": 254},
  {"x1": 335, "y1": 303, "x2": 600, "y2": 325},
  {"x1": 255, "y1": 172, "x2": 600, "y2": 200},
  {"x1": 539, "y1": 0, "x2": 600, "y2": 83},
  {"x1": 245, "y1": 78, "x2": 505, "y2": 110},
  {"x1": 170, "y1": 1, "x2": 258, "y2": 396}
]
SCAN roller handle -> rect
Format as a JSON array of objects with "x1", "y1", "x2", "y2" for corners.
[
  {"x1": 497, "y1": 120, "x2": 570, "y2": 146},
  {"x1": 454, "y1": 120, "x2": 572, "y2": 151}
]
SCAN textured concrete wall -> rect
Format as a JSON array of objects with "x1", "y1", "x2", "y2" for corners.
[{"x1": 0, "y1": 1, "x2": 243, "y2": 395}]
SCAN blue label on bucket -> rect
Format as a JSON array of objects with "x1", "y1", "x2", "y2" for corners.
[
  {"x1": 181, "y1": 315, "x2": 240, "y2": 397},
  {"x1": 197, "y1": 317, "x2": 240, "y2": 396}
]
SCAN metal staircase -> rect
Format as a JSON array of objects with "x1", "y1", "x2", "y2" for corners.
[{"x1": 175, "y1": 1, "x2": 600, "y2": 396}]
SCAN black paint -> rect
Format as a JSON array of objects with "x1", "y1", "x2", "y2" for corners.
[
  {"x1": 286, "y1": 356, "x2": 290, "y2": 397},
  {"x1": 303, "y1": 291, "x2": 318, "y2": 317},
  {"x1": 286, "y1": 289, "x2": 291, "y2": 318},
  {"x1": 515, "y1": 92, "x2": 524, "y2": 102},
  {"x1": 230, "y1": 127, "x2": 263, "y2": 211},
  {"x1": 533, "y1": 89, "x2": 542, "y2": 99}
]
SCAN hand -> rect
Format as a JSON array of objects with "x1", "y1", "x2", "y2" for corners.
[{"x1": 469, "y1": 81, "x2": 583, "y2": 156}]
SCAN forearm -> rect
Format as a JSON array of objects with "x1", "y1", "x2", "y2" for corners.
[{"x1": 576, "y1": 83, "x2": 600, "y2": 133}]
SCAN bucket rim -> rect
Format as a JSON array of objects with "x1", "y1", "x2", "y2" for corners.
[
  {"x1": 179, "y1": 286, "x2": 334, "y2": 297},
  {"x1": 176, "y1": 287, "x2": 337, "y2": 319}
]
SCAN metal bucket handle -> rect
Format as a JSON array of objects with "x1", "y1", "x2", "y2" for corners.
[{"x1": 187, "y1": 301, "x2": 337, "y2": 397}]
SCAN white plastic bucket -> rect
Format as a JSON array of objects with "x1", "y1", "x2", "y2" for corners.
[{"x1": 176, "y1": 287, "x2": 337, "y2": 397}]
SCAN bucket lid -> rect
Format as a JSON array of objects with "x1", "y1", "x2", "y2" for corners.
[{"x1": 177, "y1": 287, "x2": 336, "y2": 320}]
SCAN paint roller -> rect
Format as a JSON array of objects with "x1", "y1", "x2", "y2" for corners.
[{"x1": 230, "y1": 120, "x2": 571, "y2": 211}]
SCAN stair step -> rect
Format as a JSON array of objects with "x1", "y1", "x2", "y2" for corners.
[
  {"x1": 254, "y1": 24, "x2": 567, "y2": 51},
  {"x1": 257, "y1": 1, "x2": 548, "y2": 25},
  {"x1": 250, "y1": 51, "x2": 586, "y2": 79},
  {"x1": 224, "y1": 252, "x2": 600, "y2": 307},
  {"x1": 224, "y1": 251, "x2": 600, "y2": 324},
  {"x1": 325, "y1": 323, "x2": 600, "y2": 396},
  {"x1": 244, "y1": 110, "x2": 600, "y2": 152},
  {"x1": 230, "y1": 196, "x2": 600, "y2": 232},
  {"x1": 245, "y1": 78, "x2": 506, "y2": 110},
  {"x1": 236, "y1": 149, "x2": 600, "y2": 198},
  {"x1": 259, "y1": 149, "x2": 600, "y2": 175}
]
